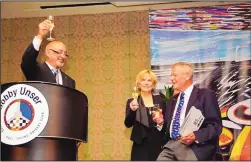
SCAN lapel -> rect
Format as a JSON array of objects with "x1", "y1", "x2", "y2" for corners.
[
  {"x1": 136, "y1": 95, "x2": 150, "y2": 127},
  {"x1": 185, "y1": 86, "x2": 199, "y2": 116},
  {"x1": 61, "y1": 71, "x2": 69, "y2": 87},
  {"x1": 42, "y1": 62, "x2": 69, "y2": 87},
  {"x1": 152, "y1": 94, "x2": 157, "y2": 105},
  {"x1": 41, "y1": 62, "x2": 57, "y2": 83}
]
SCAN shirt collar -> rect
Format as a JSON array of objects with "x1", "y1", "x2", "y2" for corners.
[
  {"x1": 182, "y1": 84, "x2": 194, "y2": 98},
  {"x1": 45, "y1": 61, "x2": 59, "y2": 72}
]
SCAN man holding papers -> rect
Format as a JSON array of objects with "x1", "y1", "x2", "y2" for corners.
[{"x1": 156, "y1": 62, "x2": 222, "y2": 160}]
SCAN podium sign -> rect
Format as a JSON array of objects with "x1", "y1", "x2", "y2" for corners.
[
  {"x1": 1, "y1": 81, "x2": 88, "y2": 160},
  {"x1": 1, "y1": 84, "x2": 49, "y2": 145}
]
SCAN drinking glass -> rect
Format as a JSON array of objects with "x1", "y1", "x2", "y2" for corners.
[
  {"x1": 47, "y1": 15, "x2": 55, "y2": 41},
  {"x1": 132, "y1": 86, "x2": 139, "y2": 99}
]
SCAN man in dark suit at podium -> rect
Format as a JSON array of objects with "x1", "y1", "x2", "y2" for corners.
[
  {"x1": 21, "y1": 19, "x2": 75, "y2": 89},
  {"x1": 157, "y1": 62, "x2": 222, "y2": 160}
]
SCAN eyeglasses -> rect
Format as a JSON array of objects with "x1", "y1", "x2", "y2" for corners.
[{"x1": 49, "y1": 49, "x2": 69, "y2": 58}]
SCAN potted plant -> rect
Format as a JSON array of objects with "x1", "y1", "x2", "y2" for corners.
[{"x1": 159, "y1": 85, "x2": 174, "y2": 104}]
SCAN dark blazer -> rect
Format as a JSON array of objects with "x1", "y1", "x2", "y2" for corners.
[
  {"x1": 124, "y1": 94, "x2": 166, "y2": 160},
  {"x1": 164, "y1": 86, "x2": 222, "y2": 160},
  {"x1": 21, "y1": 43, "x2": 75, "y2": 89},
  {"x1": 125, "y1": 94, "x2": 166, "y2": 144}
]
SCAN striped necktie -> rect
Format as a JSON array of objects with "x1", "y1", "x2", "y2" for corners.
[
  {"x1": 171, "y1": 92, "x2": 185, "y2": 139},
  {"x1": 52, "y1": 69, "x2": 59, "y2": 84}
]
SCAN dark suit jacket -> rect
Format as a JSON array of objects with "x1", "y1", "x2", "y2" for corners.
[
  {"x1": 164, "y1": 86, "x2": 222, "y2": 160},
  {"x1": 124, "y1": 94, "x2": 166, "y2": 160},
  {"x1": 124, "y1": 95, "x2": 166, "y2": 144},
  {"x1": 21, "y1": 43, "x2": 75, "y2": 89}
]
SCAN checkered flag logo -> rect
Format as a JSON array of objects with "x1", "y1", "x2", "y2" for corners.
[
  {"x1": 7, "y1": 117, "x2": 30, "y2": 130},
  {"x1": 5, "y1": 100, "x2": 33, "y2": 131}
]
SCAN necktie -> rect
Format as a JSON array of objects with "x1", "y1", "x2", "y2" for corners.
[
  {"x1": 52, "y1": 69, "x2": 59, "y2": 84},
  {"x1": 171, "y1": 92, "x2": 185, "y2": 139}
]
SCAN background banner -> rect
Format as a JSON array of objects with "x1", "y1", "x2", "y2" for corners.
[{"x1": 149, "y1": 3, "x2": 251, "y2": 160}]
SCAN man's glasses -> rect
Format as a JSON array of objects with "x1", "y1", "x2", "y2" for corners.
[{"x1": 49, "y1": 49, "x2": 69, "y2": 58}]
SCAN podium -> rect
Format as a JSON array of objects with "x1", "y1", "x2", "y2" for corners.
[{"x1": 1, "y1": 81, "x2": 88, "y2": 161}]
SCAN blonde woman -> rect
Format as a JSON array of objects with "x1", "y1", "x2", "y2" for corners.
[{"x1": 124, "y1": 70, "x2": 166, "y2": 161}]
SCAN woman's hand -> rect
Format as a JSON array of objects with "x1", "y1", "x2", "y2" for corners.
[{"x1": 130, "y1": 99, "x2": 139, "y2": 111}]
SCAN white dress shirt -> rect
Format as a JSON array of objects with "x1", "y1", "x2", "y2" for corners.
[
  {"x1": 45, "y1": 62, "x2": 63, "y2": 85},
  {"x1": 32, "y1": 36, "x2": 42, "y2": 51}
]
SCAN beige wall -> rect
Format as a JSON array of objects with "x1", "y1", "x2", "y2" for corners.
[{"x1": 1, "y1": 11, "x2": 150, "y2": 160}]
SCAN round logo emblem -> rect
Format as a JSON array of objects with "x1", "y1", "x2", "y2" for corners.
[
  {"x1": 227, "y1": 99, "x2": 251, "y2": 126},
  {"x1": 1, "y1": 84, "x2": 49, "y2": 145}
]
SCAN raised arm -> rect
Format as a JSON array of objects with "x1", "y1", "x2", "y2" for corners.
[{"x1": 21, "y1": 19, "x2": 52, "y2": 80}]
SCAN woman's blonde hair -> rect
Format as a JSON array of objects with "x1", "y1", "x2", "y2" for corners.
[{"x1": 136, "y1": 70, "x2": 158, "y2": 88}]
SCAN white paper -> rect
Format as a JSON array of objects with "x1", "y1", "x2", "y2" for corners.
[{"x1": 179, "y1": 106, "x2": 205, "y2": 136}]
